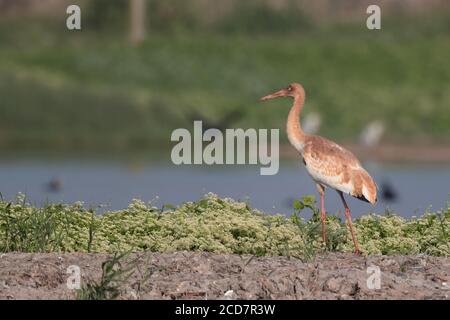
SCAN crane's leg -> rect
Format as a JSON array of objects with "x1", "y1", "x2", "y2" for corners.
[
  {"x1": 316, "y1": 184, "x2": 326, "y2": 244},
  {"x1": 337, "y1": 191, "x2": 360, "y2": 254}
]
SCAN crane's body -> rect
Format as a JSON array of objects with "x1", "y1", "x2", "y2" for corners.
[
  {"x1": 261, "y1": 83, "x2": 377, "y2": 254},
  {"x1": 298, "y1": 135, "x2": 377, "y2": 204}
]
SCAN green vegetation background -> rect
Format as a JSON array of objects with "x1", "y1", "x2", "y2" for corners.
[{"x1": 1, "y1": 1, "x2": 450, "y2": 154}]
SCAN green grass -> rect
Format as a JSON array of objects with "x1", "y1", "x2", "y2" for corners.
[
  {"x1": 76, "y1": 252, "x2": 136, "y2": 300},
  {"x1": 1, "y1": 13, "x2": 450, "y2": 153},
  {"x1": 0, "y1": 193, "x2": 449, "y2": 257}
]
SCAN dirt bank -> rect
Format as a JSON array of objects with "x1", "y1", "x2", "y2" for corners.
[{"x1": 0, "y1": 252, "x2": 449, "y2": 300}]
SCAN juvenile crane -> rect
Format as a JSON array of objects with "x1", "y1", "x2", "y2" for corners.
[{"x1": 260, "y1": 83, "x2": 377, "y2": 254}]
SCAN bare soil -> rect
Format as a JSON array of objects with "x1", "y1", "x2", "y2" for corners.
[{"x1": 0, "y1": 252, "x2": 449, "y2": 300}]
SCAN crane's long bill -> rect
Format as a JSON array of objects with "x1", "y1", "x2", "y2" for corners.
[{"x1": 260, "y1": 89, "x2": 285, "y2": 101}]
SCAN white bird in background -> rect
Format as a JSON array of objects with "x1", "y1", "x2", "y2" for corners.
[
  {"x1": 303, "y1": 112, "x2": 322, "y2": 135},
  {"x1": 359, "y1": 120, "x2": 385, "y2": 148}
]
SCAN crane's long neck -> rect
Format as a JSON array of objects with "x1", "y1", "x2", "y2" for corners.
[{"x1": 286, "y1": 95, "x2": 306, "y2": 152}]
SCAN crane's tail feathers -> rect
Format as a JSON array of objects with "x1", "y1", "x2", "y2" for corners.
[{"x1": 350, "y1": 169, "x2": 377, "y2": 205}]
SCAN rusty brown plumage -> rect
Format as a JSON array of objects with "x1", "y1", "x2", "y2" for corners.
[
  {"x1": 302, "y1": 135, "x2": 378, "y2": 204},
  {"x1": 260, "y1": 82, "x2": 378, "y2": 254}
]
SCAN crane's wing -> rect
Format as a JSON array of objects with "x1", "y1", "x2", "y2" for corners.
[{"x1": 302, "y1": 135, "x2": 377, "y2": 204}]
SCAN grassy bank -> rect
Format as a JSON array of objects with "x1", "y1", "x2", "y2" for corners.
[
  {"x1": 1, "y1": 13, "x2": 450, "y2": 152},
  {"x1": 1, "y1": 193, "x2": 449, "y2": 257}
]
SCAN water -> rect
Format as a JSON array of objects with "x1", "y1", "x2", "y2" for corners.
[{"x1": 0, "y1": 159, "x2": 449, "y2": 218}]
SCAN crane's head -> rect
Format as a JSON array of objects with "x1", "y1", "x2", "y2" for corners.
[{"x1": 260, "y1": 83, "x2": 305, "y2": 102}]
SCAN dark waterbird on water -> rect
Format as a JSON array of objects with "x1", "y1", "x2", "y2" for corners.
[
  {"x1": 46, "y1": 177, "x2": 62, "y2": 193},
  {"x1": 380, "y1": 179, "x2": 398, "y2": 202}
]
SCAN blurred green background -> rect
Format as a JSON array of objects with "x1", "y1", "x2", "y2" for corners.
[{"x1": 1, "y1": 0, "x2": 450, "y2": 155}]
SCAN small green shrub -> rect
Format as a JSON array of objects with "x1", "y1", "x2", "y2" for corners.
[{"x1": 77, "y1": 252, "x2": 135, "y2": 300}]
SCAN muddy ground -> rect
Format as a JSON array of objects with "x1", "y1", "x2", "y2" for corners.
[{"x1": 0, "y1": 252, "x2": 449, "y2": 300}]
